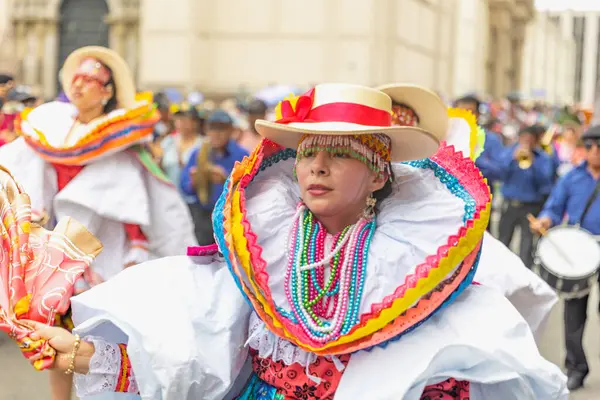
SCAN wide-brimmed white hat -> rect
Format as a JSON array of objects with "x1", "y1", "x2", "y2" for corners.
[
  {"x1": 61, "y1": 46, "x2": 137, "y2": 110},
  {"x1": 376, "y1": 83, "x2": 448, "y2": 144},
  {"x1": 255, "y1": 83, "x2": 442, "y2": 162}
]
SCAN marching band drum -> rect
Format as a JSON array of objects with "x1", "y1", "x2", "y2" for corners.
[{"x1": 535, "y1": 225, "x2": 600, "y2": 298}]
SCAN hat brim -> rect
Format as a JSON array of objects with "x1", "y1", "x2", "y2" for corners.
[
  {"x1": 61, "y1": 46, "x2": 137, "y2": 110},
  {"x1": 376, "y1": 84, "x2": 448, "y2": 143},
  {"x1": 255, "y1": 120, "x2": 440, "y2": 162}
]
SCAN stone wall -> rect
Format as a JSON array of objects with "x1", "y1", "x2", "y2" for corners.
[{"x1": 0, "y1": 0, "x2": 539, "y2": 101}]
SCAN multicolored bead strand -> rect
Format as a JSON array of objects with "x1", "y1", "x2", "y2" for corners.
[
  {"x1": 284, "y1": 202, "x2": 375, "y2": 344},
  {"x1": 295, "y1": 134, "x2": 391, "y2": 180}
]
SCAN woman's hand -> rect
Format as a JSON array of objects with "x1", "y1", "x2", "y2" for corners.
[{"x1": 22, "y1": 320, "x2": 95, "y2": 374}]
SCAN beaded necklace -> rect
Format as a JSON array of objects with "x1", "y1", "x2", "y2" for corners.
[{"x1": 284, "y1": 202, "x2": 376, "y2": 344}]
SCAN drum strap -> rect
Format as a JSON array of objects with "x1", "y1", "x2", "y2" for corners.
[{"x1": 579, "y1": 180, "x2": 600, "y2": 225}]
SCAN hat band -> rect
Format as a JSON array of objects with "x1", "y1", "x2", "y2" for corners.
[{"x1": 276, "y1": 89, "x2": 392, "y2": 127}]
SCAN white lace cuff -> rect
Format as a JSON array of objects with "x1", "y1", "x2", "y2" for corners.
[
  {"x1": 74, "y1": 336, "x2": 139, "y2": 397},
  {"x1": 247, "y1": 312, "x2": 317, "y2": 368}
]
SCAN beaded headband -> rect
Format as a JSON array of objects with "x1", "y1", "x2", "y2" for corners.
[
  {"x1": 296, "y1": 134, "x2": 392, "y2": 179},
  {"x1": 392, "y1": 103, "x2": 420, "y2": 127},
  {"x1": 73, "y1": 57, "x2": 111, "y2": 86}
]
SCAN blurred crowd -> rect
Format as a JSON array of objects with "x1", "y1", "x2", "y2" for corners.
[{"x1": 0, "y1": 72, "x2": 595, "y2": 255}]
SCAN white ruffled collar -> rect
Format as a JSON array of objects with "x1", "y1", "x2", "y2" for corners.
[{"x1": 243, "y1": 158, "x2": 466, "y2": 315}]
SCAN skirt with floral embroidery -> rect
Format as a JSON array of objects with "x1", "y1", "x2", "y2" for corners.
[{"x1": 236, "y1": 350, "x2": 469, "y2": 400}]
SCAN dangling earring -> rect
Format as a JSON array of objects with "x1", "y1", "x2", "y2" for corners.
[
  {"x1": 363, "y1": 193, "x2": 376, "y2": 219},
  {"x1": 101, "y1": 98, "x2": 108, "y2": 106}
]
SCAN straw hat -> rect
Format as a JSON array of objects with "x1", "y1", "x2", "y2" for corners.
[
  {"x1": 255, "y1": 83, "x2": 442, "y2": 162},
  {"x1": 376, "y1": 84, "x2": 448, "y2": 144},
  {"x1": 61, "y1": 46, "x2": 137, "y2": 109}
]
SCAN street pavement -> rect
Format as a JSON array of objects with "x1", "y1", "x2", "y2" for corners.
[{"x1": 537, "y1": 290, "x2": 600, "y2": 400}]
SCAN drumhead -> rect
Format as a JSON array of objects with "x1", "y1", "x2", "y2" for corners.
[{"x1": 537, "y1": 226, "x2": 600, "y2": 279}]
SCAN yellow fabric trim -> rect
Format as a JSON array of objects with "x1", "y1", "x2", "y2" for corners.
[
  {"x1": 23, "y1": 101, "x2": 155, "y2": 149},
  {"x1": 14, "y1": 294, "x2": 32, "y2": 317},
  {"x1": 135, "y1": 92, "x2": 153, "y2": 104},
  {"x1": 20, "y1": 221, "x2": 31, "y2": 234},
  {"x1": 274, "y1": 94, "x2": 301, "y2": 120},
  {"x1": 447, "y1": 108, "x2": 478, "y2": 161},
  {"x1": 228, "y1": 149, "x2": 289, "y2": 334},
  {"x1": 20, "y1": 107, "x2": 32, "y2": 121},
  {"x1": 474, "y1": 126, "x2": 486, "y2": 160}
]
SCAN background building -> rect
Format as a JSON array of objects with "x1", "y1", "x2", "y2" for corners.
[
  {"x1": 535, "y1": 1, "x2": 600, "y2": 107},
  {"x1": 520, "y1": 11, "x2": 576, "y2": 104},
  {"x1": 0, "y1": 0, "x2": 537, "y2": 102}
]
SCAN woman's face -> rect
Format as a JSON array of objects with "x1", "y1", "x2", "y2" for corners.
[
  {"x1": 70, "y1": 75, "x2": 112, "y2": 113},
  {"x1": 295, "y1": 149, "x2": 385, "y2": 229}
]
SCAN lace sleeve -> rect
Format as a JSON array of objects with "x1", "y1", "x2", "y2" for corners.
[{"x1": 74, "y1": 337, "x2": 139, "y2": 397}]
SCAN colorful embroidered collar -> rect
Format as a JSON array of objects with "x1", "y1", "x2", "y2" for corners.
[
  {"x1": 19, "y1": 101, "x2": 159, "y2": 165},
  {"x1": 211, "y1": 139, "x2": 490, "y2": 356}
]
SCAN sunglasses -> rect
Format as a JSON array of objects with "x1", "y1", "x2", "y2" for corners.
[{"x1": 583, "y1": 138, "x2": 600, "y2": 150}]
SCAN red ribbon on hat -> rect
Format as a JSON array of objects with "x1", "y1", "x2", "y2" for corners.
[
  {"x1": 276, "y1": 88, "x2": 392, "y2": 127},
  {"x1": 276, "y1": 89, "x2": 316, "y2": 124}
]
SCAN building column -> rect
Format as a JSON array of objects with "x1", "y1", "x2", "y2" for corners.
[
  {"x1": 107, "y1": 18, "x2": 126, "y2": 56},
  {"x1": 368, "y1": 0, "x2": 394, "y2": 85},
  {"x1": 581, "y1": 14, "x2": 599, "y2": 107},
  {"x1": 34, "y1": 20, "x2": 46, "y2": 90},
  {"x1": 495, "y1": 30, "x2": 511, "y2": 97},
  {"x1": 14, "y1": 21, "x2": 27, "y2": 82},
  {"x1": 23, "y1": 22, "x2": 40, "y2": 86},
  {"x1": 511, "y1": 21, "x2": 526, "y2": 94},
  {"x1": 124, "y1": 23, "x2": 139, "y2": 85},
  {"x1": 43, "y1": 19, "x2": 59, "y2": 99},
  {"x1": 559, "y1": 10, "x2": 574, "y2": 39},
  {"x1": 488, "y1": 4, "x2": 512, "y2": 98}
]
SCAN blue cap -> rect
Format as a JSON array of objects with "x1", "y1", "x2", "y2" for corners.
[{"x1": 207, "y1": 109, "x2": 233, "y2": 125}]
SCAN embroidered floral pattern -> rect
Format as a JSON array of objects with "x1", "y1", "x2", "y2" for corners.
[
  {"x1": 248, "y1": 350, "x2": 348, "y2": 400},
  {"x1": 420, "y1": 378, "x2": 470, "y2": 400},
  {"x1": 240, "y1": 351, "x2": 470, "y2": 399}
]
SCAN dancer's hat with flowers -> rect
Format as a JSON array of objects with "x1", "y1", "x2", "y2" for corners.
[
  {"x1": 61, "y1": 46, "x2": 137, "y2": 109},
  {"x1": 255, "y1": 83, "x2": 446, "y2": 161}
]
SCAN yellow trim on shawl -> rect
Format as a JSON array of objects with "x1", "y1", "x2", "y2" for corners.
[{"x1": 448, "y1": 108, "x2": 478, "y2": 160}]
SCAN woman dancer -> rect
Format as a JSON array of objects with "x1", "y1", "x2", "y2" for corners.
[
  {"x1": 0, "y1": 46, "x2": 196, "y2": 283},
  {"x1": 27, "y1": 84, "x2": 566, "y2": 399},
  {"x1": 0, "y1": 47, "x2": 197, "y2": 398}
]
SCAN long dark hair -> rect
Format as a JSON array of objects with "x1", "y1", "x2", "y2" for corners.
[
  {"x1": 102, "y1": 64, "x2": 118, "y2": 114},
  {"x1": 372, "y1": 167, "x2": 395, "y2": 212}
]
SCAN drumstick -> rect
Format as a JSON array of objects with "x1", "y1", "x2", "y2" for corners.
[
  {"x1": 527, "y1": 214, "x2": 547, "y2": 235},
  {"x1": 527, "y1": 214, "x2": 575, "y2": 268}
]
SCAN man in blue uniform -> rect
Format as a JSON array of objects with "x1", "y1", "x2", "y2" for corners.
[
  {"x1": 531, "y1": 124, "x2": 600, "y2": 391},
  {"x1": 498, "y1": 124, "x2": 554, "y2": 267}
]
